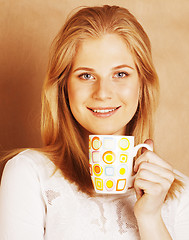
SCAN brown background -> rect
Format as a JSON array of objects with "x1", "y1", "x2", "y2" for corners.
[{"x1": 0, "y1": 0, "x2": 189, "y2": 176}]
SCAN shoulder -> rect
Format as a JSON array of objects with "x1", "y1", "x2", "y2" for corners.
[
  {"x1": 1, "y1": 149, "x2": 77, "y2": 195},
  {"x1": 166, "y1": 171, "x2": 189, "y2": 239},
  {"x1": 7, "y1": 149, "x2": 54, "y2": 168},
  {"x1": 1, "y1": 149, "x2": 56, "y2": 185},
  {"x1": 176, "y1": 170, "x2": 189, "y2": 206},
  {"x1": 161, "y1": 170, "x2": 189, "y2": 237},
  {"x1": 174, "y1": 169, "x2": 189, "y2": 197},
  {"x1": 165, "y1": 170, "x2": 189, "y2": 212},
  {"x1": 0, "y1": 150, "x2": 50, "y2": 238}
]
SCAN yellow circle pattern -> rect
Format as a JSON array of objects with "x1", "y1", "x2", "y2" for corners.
[
  {"x1": 119, "y1": 168, "x2": 126, "y2": 175},
  {"x1": 93, "y1": 164, "x2": 103, "y2": 176},
  {"x1": 102, "y1": 151, "x2": 115, "y2": 164},
  {"x1": 92, "y1": 137, "x2": 102, "y2": 150},
  {"x1": 106, "y1": 180, "x2": 113, "y2": 188},
  {"x1": 119, "y1": 138, "x2": 130, "y2": 151}
]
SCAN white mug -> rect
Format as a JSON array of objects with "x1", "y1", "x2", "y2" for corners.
[{"x1": 89, "y1": 135, "x2": 152, "y2": 194}]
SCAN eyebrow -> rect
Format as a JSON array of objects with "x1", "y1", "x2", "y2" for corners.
[
  {"x1": 112, "y1": 64, "x2": 134, "y2": 70},
  {"x1": 73, "y1": 64, "x2": 134, "y2": 73},
  {"x1": 73, "y1": 67, "x2": 95, "y2": 73}
]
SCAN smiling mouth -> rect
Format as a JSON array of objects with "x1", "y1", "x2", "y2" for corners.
[{"x1": 87, "y1": 106, "x2": 120, "y2": 117}]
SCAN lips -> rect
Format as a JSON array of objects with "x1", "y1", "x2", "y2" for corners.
[{"x1": 87, "y1": 106, "x2": 120, "y2": 117}]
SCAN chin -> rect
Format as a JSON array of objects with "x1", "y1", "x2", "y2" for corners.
[{"x1": 89, "y1": 128, "x2": 126, "y2": 136}]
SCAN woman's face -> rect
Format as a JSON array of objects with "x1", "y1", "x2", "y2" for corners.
[{"x1": 67, "y1": 33, "x2": 140, "y2": 135}]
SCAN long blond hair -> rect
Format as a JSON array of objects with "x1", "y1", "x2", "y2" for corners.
[{"x1": 1, "y1": 5, "x2": 183, "y2": 197}]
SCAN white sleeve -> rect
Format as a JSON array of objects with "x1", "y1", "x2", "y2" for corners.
[
  {"x1": 174, "y1": 177, "x2": 189, "y2": 240},
  {"x1": 0, "y1": 154, "x2": 46, "y2": 240}
]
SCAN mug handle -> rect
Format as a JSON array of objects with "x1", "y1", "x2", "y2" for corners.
[{"x1": 133, "y1": 143, "x2": 153, "y2": 157}]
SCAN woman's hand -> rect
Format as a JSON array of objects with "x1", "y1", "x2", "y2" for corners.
[
  {"x1": 133, "y1": 139, "x2": 175, "y2": 220},
  {"x1": 133, "y1": 139, "x2": 174, "y2": 239}
]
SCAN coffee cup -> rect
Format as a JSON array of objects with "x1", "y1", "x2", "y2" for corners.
[{"x1": 89, "y1": 135, "x2": 152, "y2": 194}]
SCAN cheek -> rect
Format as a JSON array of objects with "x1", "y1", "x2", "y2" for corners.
[
  {"x1": 120, "y1": 83, "x2": 140, "y2": 105},
  {"x1": 67, "y1": 81, "x2": 87, "y2": 110}
]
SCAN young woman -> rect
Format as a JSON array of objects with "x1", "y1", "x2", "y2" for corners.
[{"x1": 0, "y1": 5, "x2": 189, "y2": 240}]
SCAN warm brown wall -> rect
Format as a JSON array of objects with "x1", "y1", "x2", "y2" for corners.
[{"x1": 0, "y1": 0, "x2": 189, "y2": 176}]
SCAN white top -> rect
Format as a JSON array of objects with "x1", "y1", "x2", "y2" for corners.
[{"x1": 0, "y1": 149, "x2": 189, "y2": 240}]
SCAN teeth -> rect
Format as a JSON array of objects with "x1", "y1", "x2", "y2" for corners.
[{"x1": 93, "y1": 109, "x2": 116, "y2": 113}]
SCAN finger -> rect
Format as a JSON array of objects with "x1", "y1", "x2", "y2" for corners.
[
  {"x1": 134, "y1": 178, "x2": 166, "y2": 198},
  {"x1": 141, "y1": 139, "x2": 154, "y2": 154},
  {"x1": 137, "y1": 161, "x2": 175, "y2": 183},
  {"x1": 136, "y1": 168, "x2": 174, "y2": 187},
  {"x1": 128, "y1": 175, "x2": 136, "y2": 188},
  {"x1": 134, "y1": 184, "x2": 144, "y2": 199},
  {"x1": 134, "y1": 150, "x2": 173, "y2": 173}
]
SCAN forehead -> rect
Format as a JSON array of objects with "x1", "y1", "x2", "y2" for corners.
[{"x1": 72, "y1": 33, "x2": 136, "y2": 69}]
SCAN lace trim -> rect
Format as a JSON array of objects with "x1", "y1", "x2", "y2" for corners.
[
  {"x1": 90, "y1": 198, "x2": 107, "y2": 233},
  {"x1": 45, "y1": 190, "x2": 60, "y2": 205},
  {"x1": 90, "y1": 195, "x2": 139, "y2": 235},
  {"x1": 115, "y1": 199, "x2": 139, "y2": 234}
]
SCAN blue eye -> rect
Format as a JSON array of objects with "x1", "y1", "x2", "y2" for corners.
[
  {"x1": 79, "y1": 73, "x2": 94, "y2": 80},
  {"x1": 114, "y1": 72, "x2": 128, "y2": 78}
]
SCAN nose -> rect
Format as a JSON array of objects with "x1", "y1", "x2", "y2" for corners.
[{"x1": 92, "y1": 78, "x2": 112, "y2": 101}]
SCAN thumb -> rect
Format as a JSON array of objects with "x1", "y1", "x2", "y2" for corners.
[{"x1": 141, "y1": 139, "x2": 154, "y2": 154}]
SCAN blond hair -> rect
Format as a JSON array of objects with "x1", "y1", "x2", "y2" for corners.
[{"x1": 1, "y1": 5, "x2": 183, "y2": 197}]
